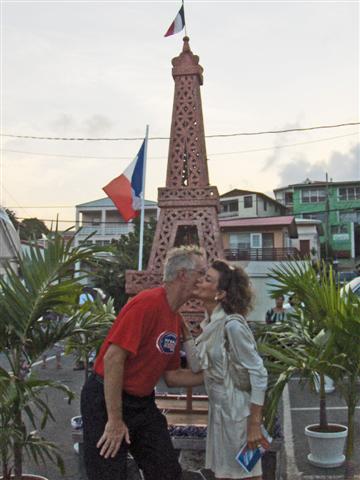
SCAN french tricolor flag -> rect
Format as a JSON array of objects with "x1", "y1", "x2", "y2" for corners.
[
  {"x1": 164, "y1": 3, "x2": 186, "y2": 37},
  {"x1": 103, "y1": 140, "x2": 145, "y2": 222}
]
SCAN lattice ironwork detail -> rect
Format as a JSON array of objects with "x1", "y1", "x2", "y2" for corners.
[
  {"x1": 158, "y1": 186, "x2": 219, "y2": 207},
  {"x1": 125, "y1": 271, "x2": 163, "y2": 294},
  {"x1": 125, "y1": 37, "x2": 224, "y2": 301},
  {"x1": 147, "y1": 207, "x2": 223, "y2": 274},
  {"x1": 166, "y1": 74, "x2": 209, "y2": 189}
]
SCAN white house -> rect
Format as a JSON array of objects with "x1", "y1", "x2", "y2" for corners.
[
  {"x1": 74, "y1": 197, "x2": 158, "y2": 246},
  {"x1": 219, "y1": 189, "x2": 287, "y2": 219}
]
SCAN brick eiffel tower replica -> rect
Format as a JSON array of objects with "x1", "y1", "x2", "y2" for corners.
[{"x1": 126, "y1": 37, "x2": 224, "y2": 317}]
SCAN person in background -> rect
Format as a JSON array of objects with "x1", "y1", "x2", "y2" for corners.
[
  {"x1": 41, "y1": 311, "x2": 63, "y2": 369},
  {"x1": 265, "y1": 295, "x2": 287, "y2": 324},
  {"x1": 80, "y1": 246, "x2": 206, "y2": 480},
  {"x1": 73, "y1": 286, "x2": 98, "y2": 371},
  {"x1": 183, "y1": 260, "x2": 268, "y2": 480}
]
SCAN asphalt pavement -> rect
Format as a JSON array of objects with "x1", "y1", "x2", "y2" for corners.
[{"x1": 2, "y1": 353, "x2": 359, "y2": 480}]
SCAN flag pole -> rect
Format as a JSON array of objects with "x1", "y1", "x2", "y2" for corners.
[
  {"x1": 183, "y1": 0, "x2": 187, "y2": 37},
  {"x1": 138, "y1": 125, "x2": 149, "y2": 271}
]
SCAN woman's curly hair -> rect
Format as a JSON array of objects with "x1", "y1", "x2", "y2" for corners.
[{"x1": 212, "y1": 260, "x2": 254, "y2": 316}]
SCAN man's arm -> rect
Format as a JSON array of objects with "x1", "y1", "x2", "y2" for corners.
[
  {"x1": 96, "y1": 344, "x2": 130, "y2": 458},
  {"x1": 163, "y1": 368, "x2": 204, "y2": 387}
]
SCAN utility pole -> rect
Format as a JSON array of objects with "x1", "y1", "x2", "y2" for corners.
[{"x1": 324, "y1": 172, "x2": 330, "y2": 261}]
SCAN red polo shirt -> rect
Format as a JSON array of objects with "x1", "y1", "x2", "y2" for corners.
[{"x1": 94, "y1": 287, "x2": 181, "y2": 396}]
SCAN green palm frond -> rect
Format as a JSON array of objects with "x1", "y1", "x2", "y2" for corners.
[{"x1": 0, "y1": 231, "x2": 106, "y2": 477}]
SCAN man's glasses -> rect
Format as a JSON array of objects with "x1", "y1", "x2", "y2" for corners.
[{"x1": 187, "y1": 267, "x2": 206, "y2": 276}]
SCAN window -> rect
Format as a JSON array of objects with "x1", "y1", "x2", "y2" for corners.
[
  {"x1": 229, "y1": 233, "x2": 250, "y2": 249},
  {"x1": 244, "y1": 196, "x2": 253, "y2": 208},
  {"x1": 331, "y1": 225, "x2": 348, "y2": 234},
  {"x1": 301, "y1": 188, "x2": 326, "y2": 203},
  {"x1": 302, "y1": 212, "x2": 326, "y2": 222},
  {"x1": 79, "y1": 240, "x2": 93, "y2": 246},
  {"x1": 262, "y1": 233, "x2": 274, "y2": 248},
  {"x1": 263, "y1": 199, "x2": 267, "y2": 211},
  {"x1": 284, "y1": 191, "x2": 293, "y2": 204},
  {"x1": 338, "y1": 186, "x2": 360, "y2": 201},
  {"x1": 250, "y1": 233, "x2": 262, "y2": 248},
  {"x1": 339, "y1": 210, "x2": 360, "y2": 223},
  {"x1": 222, "y1": 200, "x2": 238, "y2": 214}
]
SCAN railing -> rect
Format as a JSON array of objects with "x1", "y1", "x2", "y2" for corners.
[
  {"x1": 77, "y1": 225, "x2": 134, "y2": 236},
  {"x1": 224, "y1": 247, "x2": 301, "y2": 261}
]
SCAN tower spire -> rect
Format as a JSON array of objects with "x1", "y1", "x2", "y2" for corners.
[{"x1": 126, "y1": 40, "x2": 224, "y2": 300}]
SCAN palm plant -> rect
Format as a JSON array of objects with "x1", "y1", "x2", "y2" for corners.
[
  {"x1": 65, "y1": 297, "x2": 115, "y2": 384},
  {"x1": 257, "y1": 260, "x2": 360, "y2": 479},
  {"x1": 0, "y1": 233, "x2": 100, "y2": 480}
]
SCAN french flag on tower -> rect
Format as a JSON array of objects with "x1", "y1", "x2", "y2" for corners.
[
  {"x1": 164, "y1": 2, "x2": 186, "y2": 37},
  {"x1": 103, "y1": 140, "x2": 145, "y2": 222}
]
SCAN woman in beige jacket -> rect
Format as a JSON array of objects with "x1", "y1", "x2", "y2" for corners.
[{"x1": 183, "y1": 260, "x2": 268, "y2": 480}]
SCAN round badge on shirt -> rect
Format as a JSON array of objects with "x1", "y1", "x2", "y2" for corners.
[{"x1": 156, "y1": 331, "x2": 177, "y2": 354}]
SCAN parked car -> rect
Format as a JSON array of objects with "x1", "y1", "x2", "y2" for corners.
[
  {"x1": 336, "y1": 271, "x2": 358, "y2": 286},
  {"x1": 340, "y1": 276, "x2": 360, "y2": 297}
]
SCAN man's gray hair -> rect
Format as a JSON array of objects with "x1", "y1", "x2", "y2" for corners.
[{"x1": 163, "y1": 245, "x2": 204, "y2": 282}]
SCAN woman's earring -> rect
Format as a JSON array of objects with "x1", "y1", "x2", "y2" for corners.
[{"x1": 214, "y1": 296, "x2": 218, "y2": 302}]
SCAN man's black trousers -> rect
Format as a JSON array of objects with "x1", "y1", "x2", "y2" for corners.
[{"x1": 80, "y1": 374, "x2": 182, "y2": 480}]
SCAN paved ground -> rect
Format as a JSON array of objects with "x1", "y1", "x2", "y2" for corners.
[{"x1": 2, "y1": 353, "x2": 359, "y2": 479}]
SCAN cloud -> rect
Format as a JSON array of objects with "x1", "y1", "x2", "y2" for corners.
[
  {"x1": 51, "y1": 114, "x2": 76, "y2": 133},
  {"x1": 276, "y1": 143, "x2": 360, "y2": 187},
  {"x1": 262, "y1": 120, "x2": 303, "y2": 170},
  {"x1": 83, "y1": 115, "x2": 115, "y2": 136}
]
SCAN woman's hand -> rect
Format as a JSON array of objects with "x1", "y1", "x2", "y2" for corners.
[{"x1": 247, "y1": 419, "x2": 271, "y2": 451}]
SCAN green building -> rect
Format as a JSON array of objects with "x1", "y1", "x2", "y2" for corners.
[{"x1": 274, "y1": 179, "x2": 360, "y2": 259}]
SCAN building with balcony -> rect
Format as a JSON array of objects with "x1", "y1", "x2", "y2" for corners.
[
  {"x1": 219, "y1": 189, "x2": 286, "y2": 219},
  {"x1": 74, "y1": 197, "x2": 158, "y2": 246},
  {"x1": 0, "y1": 208, "x2": 21, "y2": 277},
  {"x1": 220, "y1": 215, "x2": 299, "y2": 262},
  {"x1": 274, "y1": 179, "x2": 360, "y2": 259}
]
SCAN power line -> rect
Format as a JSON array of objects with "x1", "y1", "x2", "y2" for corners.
[
  {"x1": 13, "y1": 206, "x2": 360, "y2": 225},
  {"x1": 2, "y1": 122, "x2": 359, "y2": 142},
  {"x1": 1, "y1": 132, "x2": 358, "y2": 160}
]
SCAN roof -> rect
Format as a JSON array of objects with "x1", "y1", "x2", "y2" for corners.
[
  {"x1": 274, "y1": 179, "x2": 360, "y2": 192},
  {"x1": 219, "y1": 215, "x2": 298, "y2": 238},
  {"x1": 295, "y1": 218, "x2": 324, "y2": 235},
  {"x1": 220, "y1": 189, "x2": 286, "y2": 209},
  {"x1": 0, "y1": 208, "x2": 21, "y2": 259},
  {"x1": 76, "y1": 197, "x2": 158, "y2": 209}
]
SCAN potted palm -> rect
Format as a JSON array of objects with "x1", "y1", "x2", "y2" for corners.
[
  {"x1": 65, "y1": 296, "x2": 115, "y2": 385},
  {"x1": 257, "y1": 261, "x2": 354, "y2": 472},
  {"x1": 0, "y1": 233, "x2": 100, "y2": 480}
]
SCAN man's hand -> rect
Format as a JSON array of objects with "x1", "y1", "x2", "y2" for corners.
[{"x1": 97, "y1": 418, "x2": 130, "y2": 458}]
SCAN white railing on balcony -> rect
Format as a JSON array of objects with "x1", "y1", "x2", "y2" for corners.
[
  {"x1": 78, "y1": 226, "x2": 101, "y2": 235},
  {"x1": 77, "y1": 224, "x2": 134, "y2": 236},
  {"x1": 104, "y1": 225, "x2": 134, "y2": 235}
]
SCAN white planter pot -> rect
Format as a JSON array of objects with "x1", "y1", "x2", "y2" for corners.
[
  {"x1": 305, "y1": 423, "x2": 348, "y2": 468},
  {"x1": 314, "y1": 373, "x2": 335, "y2": 394},
  {"x1": 1, "y1": 476, "x2": 49, "y2": 480},
  {"x1": 71, "y1": 415, "x2": 83, "y2": 430}
]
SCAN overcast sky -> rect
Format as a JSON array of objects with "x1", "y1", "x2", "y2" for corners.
[{"x1": 1, "y1": 0, "x2": 359, "y2": 228}]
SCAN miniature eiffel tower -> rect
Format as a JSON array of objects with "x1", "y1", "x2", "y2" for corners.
[{"x1": 126, "y1": 37, "x2": 224, "y2": 313}]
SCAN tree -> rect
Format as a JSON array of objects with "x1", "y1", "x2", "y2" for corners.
[
  {"x1": 19, "y1": 217, "x2": 49, "y2": 240},
  {"x1": 0, "y1": 232, "x2": 101, "y2": 479},
  {"x1": 258, "y1": 261, "x2": 360, "y2": 479},
  {"x1": 95, "y1": 216, "x2": 156, "y2": 313},
  {"x1": 4, "y1": 208, "x2": 19, "y2": 230}
]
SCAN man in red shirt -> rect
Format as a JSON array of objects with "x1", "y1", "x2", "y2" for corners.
[{"x1": 81, "y1": 246, "x2": 206, "y2": 480}]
